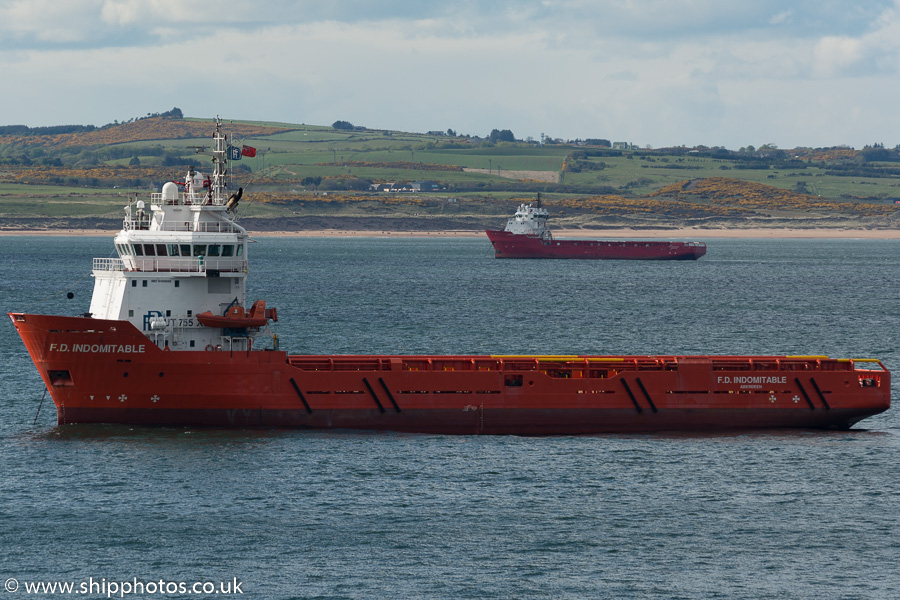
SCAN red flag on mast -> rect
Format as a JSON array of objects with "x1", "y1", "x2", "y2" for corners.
[{"x1": 241, "y1": 145, "x2": 257, "y2": 158}]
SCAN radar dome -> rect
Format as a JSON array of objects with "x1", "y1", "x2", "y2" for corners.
[{"x1": 161, "y1": 181, "x2": 179, "y2": 202}]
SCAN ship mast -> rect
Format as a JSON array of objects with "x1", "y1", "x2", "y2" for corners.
[{"x1": 210, "y1": 117, "x2": 228, "y2": 206}]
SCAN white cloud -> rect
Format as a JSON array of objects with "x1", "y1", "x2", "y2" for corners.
[
  {"x1": 0, "y1": 0, "x2": 102, "y2": 43},
  {"x1": 812, "y1": 36, "x2": 866, "y2": 78},
  {"x1": 769, "y1": 10, "x2": 793, "y2": 26},
  {"x1": 3, "y1": 1, "x2": 900, "y2": 148}
]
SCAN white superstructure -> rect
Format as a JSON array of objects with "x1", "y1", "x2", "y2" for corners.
[
  {"x1": 504, "y1": 197, "x2": 551, "y2": 239},
  {"x1": 89, "y1": 118, "x2": 273, "y2": 352}
]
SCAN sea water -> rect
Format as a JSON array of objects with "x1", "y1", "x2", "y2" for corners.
[{"x1": 1, "y1": 235, "x2": 899, "y2": 599}]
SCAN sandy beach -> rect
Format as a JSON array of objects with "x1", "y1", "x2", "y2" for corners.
[{"x1": 4, "y1": 227, "x2": 898, "y2": 239}]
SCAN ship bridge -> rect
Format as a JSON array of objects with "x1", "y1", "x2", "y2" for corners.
[
  {"x1": 88, "y1": 118, "x2": 271, "y2": 354},
  {"x1": 505, "y1": 200, "x2": 550, "y2": 237}
]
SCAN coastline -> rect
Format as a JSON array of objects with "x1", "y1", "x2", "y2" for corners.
[{"x1": 2, "y1": 227, "x2": 900, "y2": 239}]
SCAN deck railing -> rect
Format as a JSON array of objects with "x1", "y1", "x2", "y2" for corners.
[
  {"x1": 286, "y1": 354, "x2": 887, "y2": 378},
  {"x1": 93, "y1": 257, "x2": 247, "y2": 273},
  {"x1": 123, "y1": 218, "x2": 238, "y2": 233},
  {"x1": 93, "y1": 258, "x2": 125, "y2": 272}
]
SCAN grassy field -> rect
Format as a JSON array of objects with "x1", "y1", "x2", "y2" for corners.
[{"x1": 2, "y1": 116, "x2": 900, "y2": 230}]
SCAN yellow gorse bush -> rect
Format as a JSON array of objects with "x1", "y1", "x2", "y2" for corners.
[{"x1": 651, "y1": 177, "x2": 896, "y2": 216}]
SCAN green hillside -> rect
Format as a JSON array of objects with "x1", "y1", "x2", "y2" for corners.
[{"x1": 1, "y1": 114, "x2": 899, "y2": 231}]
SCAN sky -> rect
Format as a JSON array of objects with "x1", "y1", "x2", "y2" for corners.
[{"x1": 2, "y1": 0, "x2": 900, "y2": 150}]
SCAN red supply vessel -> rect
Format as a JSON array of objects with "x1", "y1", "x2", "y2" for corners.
[
  {"x1": 485, "y1": 195, "x2": 706, "y2": 260},
  {"x1": 9, "y1": 121, "x2": 889, "y2": 434}
]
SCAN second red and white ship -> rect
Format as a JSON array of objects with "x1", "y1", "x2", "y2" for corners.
[{"x1": 486, "y1": 196, "x2": 706, "y2": 260}]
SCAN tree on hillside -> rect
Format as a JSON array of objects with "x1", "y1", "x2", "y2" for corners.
[
  {"x1": 861, "y1": 145, "x2": 893, "y2": 162},
  {"x1": 488, "y1": 129, "x2": 516, "y2": 143},
  {"x1": 332, "y1": 120, "x2": 354, "y2": 130},
  {"x1": 136, "y1": 107, "x2": 183, "y2": 121},
  {"x1": 0, "y1": 124, "x2": 96, "y2": 136},
  {"x1": 301, "y1": 176, "x2": 323, "y2": 189}
]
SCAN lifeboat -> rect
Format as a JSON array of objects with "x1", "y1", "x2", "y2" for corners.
[{"x1": 196, "y1": 300, "x2": 276, "y2": 329}]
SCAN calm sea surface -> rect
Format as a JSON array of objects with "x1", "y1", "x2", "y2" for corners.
[{"x1": 1, "y1": 235, "x2": 899, "y2": 599}]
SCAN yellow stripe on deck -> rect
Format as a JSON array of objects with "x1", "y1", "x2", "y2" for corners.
[{"x1": 491, "y1": 355, "x2": 580, "y2": 360}]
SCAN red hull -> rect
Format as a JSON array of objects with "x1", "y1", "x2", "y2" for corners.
[
  {"x1": 485, "y1": 229, "x2": 706, "y2": 260},
  {"x1": 10, "y1": 313, "x2": 890, "y2": 434}
]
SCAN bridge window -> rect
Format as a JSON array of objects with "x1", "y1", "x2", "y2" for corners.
[
  {"x1": 222, "y1": 245, "x2": 234, "y2": 257},
  {"x1": 236, "y1": 245, "x2": 244, "y2": 256},
  {"x1": 143, "y1": 244, "x2": 156, "y2": 256},
  {"x1": 133, "y1": 244, "x2": 143, "y2": 256},
  {"x1": 180, "y1": 244, "x2": 191, "y2": 256},
  {"x1": 193, "y1": 245, "x2": 207, "y2": 257},
  {"x1": 156, "y1": 244, "x2": 167, "y2": 256},
  {"x1": 208, "y1": 244, "x2": 221, "y2": 257},
  {"x1": 168, "y1": 244, "x2": 180, "y2": 256}
]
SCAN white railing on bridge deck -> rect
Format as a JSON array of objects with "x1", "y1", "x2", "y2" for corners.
[
  {"x1": 150, "y1": 192, "x2": 225, "y2": 207},
  {"x1": 93, "y1": 258, "x2": 125, "y2": 272},
  {"x1": 94, "y1": 257, "x2": 247, "y2": 273},
  {"x1": 122, "y1": 219, "x2": 238, "y2": 234}
]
